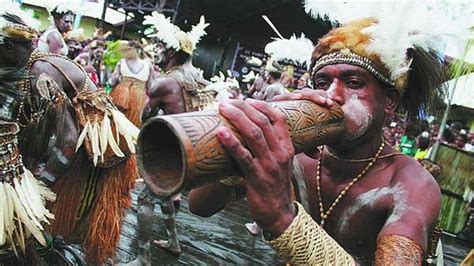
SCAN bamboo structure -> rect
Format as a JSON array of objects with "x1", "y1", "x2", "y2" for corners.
[{"x1": 435, "y1": 144, "x2": 474, "y2": 233}]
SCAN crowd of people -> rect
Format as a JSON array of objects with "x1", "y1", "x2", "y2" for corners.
[
  {"x1": 1, "y1": 1, "x2": 473, "y2": 265},
  {"x1": 383, "y1": 117, "x2": 474, "y2": 163}
]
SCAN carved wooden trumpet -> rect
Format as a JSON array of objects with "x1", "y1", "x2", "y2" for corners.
[{"x1": 137, "y1": 100, "x2": 345, "y2": 198}]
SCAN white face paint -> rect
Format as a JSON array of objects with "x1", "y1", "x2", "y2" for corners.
[
  {"x1": 153, "y1": 46, "x2": 167, "y2": 66},
  {"x1": 341, "y1": 94, "x2": 373, "y2": 141}
]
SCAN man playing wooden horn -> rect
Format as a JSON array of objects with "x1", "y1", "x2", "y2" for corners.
[{"x1": 188, "y1": 2, "x2": 469, "y2": 264}]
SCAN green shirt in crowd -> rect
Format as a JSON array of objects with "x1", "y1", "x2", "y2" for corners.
[{"x1": 400, "y1": 135, "x2": 417, "y2": 156}]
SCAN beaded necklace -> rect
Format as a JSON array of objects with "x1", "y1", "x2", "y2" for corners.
[
  {"x1": 324, "y1": 143, "x2": 401, "y2": 162},
  {"x1": 316, "y1": 140, "x2": 385, "y2": 227}
]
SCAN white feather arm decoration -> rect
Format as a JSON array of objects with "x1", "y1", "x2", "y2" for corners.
[
  {"x1": 205, "y1": 71, "x2": 239, "y2": 93},
  {"x1": 265, "y1": 34, "x2": 315, "y2": 67},
  {"x1": 0, "y1": 121, "x2": 55, "y2": 253},
  {"x1": 242, "y1": 71, "x2": 260, "y2": 83}
]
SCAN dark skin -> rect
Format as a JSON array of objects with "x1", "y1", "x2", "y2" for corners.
[
  {"x1": 139, "y1": 43, "x2": 211, "y2": 256},
  {"x1": 0, "y1": 41, "x2": 96, "y2": 185},
  {"x1": 44, "y1": 14, "x2": 74, "y2": 55},
  {"x1": 141, "y1": 44, "x2": 209, "y2": 120},
  {"x1": 142, "y1": 44, "x2": 181, "y2": 119},
  {"x1": 247, "y1": 76, "x2": 267, "y2": 100},
  {"x1": 189, "y1": 64, "x2": 440, "y2": 264}
]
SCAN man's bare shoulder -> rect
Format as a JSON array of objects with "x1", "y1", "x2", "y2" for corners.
[
  {"x1": 389, "y1": 154, "x2": 440, "y2": 194},
  {"x1": 46, "y1": 30, "x2": 62, "y2": 41},
  {"x1": 30, "y1": 60, "x2": 58, "y2": 76},
  {"x1": 150, "y1": 76, "x2": 180, "y2": 95},
  {"x1": 30, "y1": 58, "x2": 88, "y2": 93}
]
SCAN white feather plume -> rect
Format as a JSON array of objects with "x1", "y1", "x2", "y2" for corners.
[
  {"x1": 242, "y1": 71, "x2": 260, "y2": 83},
  {"x1": 43, "y1": 1, "x2": 86, "y2": 16},
  {"x1": 265, "y1": 34, "x2": 315, "y2": 67},
  {"x1": 144, "y1": 11, "x2": 181, "y2": 51},
  {"x1": 144, "y1": 12, "x2": 209, "y2": 52},
  {"x1": 0, "y1": 168, "x2": 55, "y2": 252},
  {"x1": 303, "y1": 0, "x2": 385, "y2": 24},
  {"x1": 362, "y1": 1, "x2": 472, "y2": 80},
  {"x1": 188, "y1": 15, "x2": 209, "y2": 48},
  {"x1": 205, "y1": 70, "x2": 239, "y2": 95},
  {"x1": 304, "y1": 0, "x2": 473, "y2": 80}
]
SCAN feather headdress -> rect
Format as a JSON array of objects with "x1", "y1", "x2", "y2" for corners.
[
  {"x1": 0, "y1": 2, "x2": 39, "y2": 43},
  {"x1": 265, "y1": 33, "x2": 315, "y2": 68},
  {"x1": 44, "y1": 1, "x2": 83, "y2": 16},
  {"x1": 144, "y1": 12, "x2": 209, "y2": 55},
  {"x1": 304, "y1": 0, "x2": 473, "y2": 118},
  {"x1": 262, "y1": 15, "x2": 314, "y2": 68}
]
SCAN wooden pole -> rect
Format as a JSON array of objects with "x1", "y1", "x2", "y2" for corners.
[{"x1": 120, "y1": 12, "x2": 128, "y2": 39}]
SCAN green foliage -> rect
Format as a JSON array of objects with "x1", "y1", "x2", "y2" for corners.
[
  {"x1": 103, "y1": 40, "x2": 123, "y2": 69},
  {"x1": 448, "y1": 39, "x2": 474, "y2": 79}
]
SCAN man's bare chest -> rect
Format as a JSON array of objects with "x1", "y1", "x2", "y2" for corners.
[{"x1": 305, "y1": 169, "x2": 395, "y2": 262}]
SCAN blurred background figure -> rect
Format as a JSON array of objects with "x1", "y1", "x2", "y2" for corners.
[
  {"x1": 38, "y1": 5, "x2": 74, "y2": 55},
  {"x1": 109, "y1": 40, "x2": 154, "y2": 127},
  {"x1": 297, "y1": 72, "x2": 311, "y2": 90},
  {"x1": 415, "y1": 132, "x2": 430, "y2": 162},
  {"x1": 399, "y1": 123, "x2": 420, "y2": 156}
]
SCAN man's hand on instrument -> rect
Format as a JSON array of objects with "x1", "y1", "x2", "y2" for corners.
[
  {"x1": 273, "y1": 88, "x2": 332, "y2": 159},
  {"x1": 273, "y1": 88, "x2": 334, "y2": 108},
  {"x1": 217, "y1": 99, "x2": 296, "y2": 236}
]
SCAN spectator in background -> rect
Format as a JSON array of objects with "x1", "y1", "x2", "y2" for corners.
[
  {"x1": 419, "y1": 119, "x2": 430, "y2": 133},
  {"x1": 297, "y1": 72, "x2": 312, "y2": 90},
  {"x1": 465, "y1": 133, "x2": 474, "y2": 152},
  {"x1": 280, "y1": 65, "x2": 294, "y2": 91},
  {"x1": 259, "y1": 59, "x2": 287, "y2": 101},
  {"x1": 38, "y1": 6, "x2": 74, "y2": 55},
  {"x1": 415, "y1": 133, "x2": 430, "y2": 162},
  {"x1": 442, "y1": 127, "x2": 456, "y2": 146},
  {"x1": 450, "y1": 121, "x2": 463, "y2": 135},
  {"x1": 109, "y1": 40, "x2": 154, "y2": 127},
  {"x1": 454, "y1": 133, "x2": 468, "y2": 149},
  {"x1": 399, "y1": 123, "x2": 419, "y2": 156},
  {"x1": 74, "y1": 52, "x2": 99, "y2": 85},
  {"x1": 248, "y1": 75, "x2": 267, "y2": 100},
  {"x1": 394, "y1": 122, "x2": 405, "y2": 148}
]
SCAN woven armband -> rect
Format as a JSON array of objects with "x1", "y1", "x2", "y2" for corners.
[
  {"x1": 265, "y1": 202, "x2": 355, "y2": 265},
  {"x1": 374, "y1": 234, "x2": 423, "y2": 265}
]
